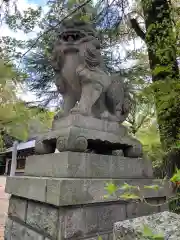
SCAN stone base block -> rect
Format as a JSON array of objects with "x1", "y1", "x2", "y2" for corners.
[
  {"x1": 24, "y1": 152, "x2": 153, "y2": 179},
  {"x1": 5, "y1": 176, "x2": 172, "y2": 206},
  {"x1": 5, "y1": 196, "x2": 166, "y2": 240},
  {"x1": 52, "y1": 114, "x2": 126, "y2": 134}
]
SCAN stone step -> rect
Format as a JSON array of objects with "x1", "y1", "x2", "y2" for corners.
[
  {"x1": 5, "y1": 176, "x2": 172, "y2": 207},
  {"x1": 25, "y1": 152, "x2": 153, "y2": 178}
]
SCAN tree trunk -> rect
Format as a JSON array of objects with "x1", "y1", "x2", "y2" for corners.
[{"x1": 131, "y1": 0, "x2": 180, "y2": 177}]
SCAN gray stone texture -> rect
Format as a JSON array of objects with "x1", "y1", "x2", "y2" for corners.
[
  {"x1": 5, "y1": 176, "x2": 46, "y2": 202},
  {"x1": 84, "y1": 203, "x2": 126, "y2": 234},
  {"x1": 52, "y1": 114, "x2": 127, "y2": 134},
  {"x1": 84, "y1": 234, "x2": 109, "y2": 240},
  {"x1": 113, "y1": 211, "x2": 180, "y2": 240},
  {"x1": 8, "y1": 196, "x2": 27, "y2": 221},
  {"x1": 126, "y1": 200, "x2": 160, "y2": 219},
  {"x1": 58, "y1": 203, "x2": 126, "y2": 239},
  {"x1": 5, "y1": 177, "x2": 172, "y2": 206},
  {"x1": 62, "y1": 207, "x2": 86, "y2": 239},
  {"x1": 158, "y1": 198, "x2": 169, "y2": 212},
  {"x1": 36, "y1": 124, "x2": 143, "y2": 158},
  {"x1": 108, "y1": 233, "x2": 113, "y2": 240},
  {"x1": 25, "y1": 152, "x2": 153, "y2": 178},
  {"x1": 10, "y1": 221, "x2": 43, "y2": 240},
  {"x1": 5, "y1": 196, "x2": 169, "y2": 240},
  {"x1": 26, "y1": 201, "x2": 58, "y2": 239},
  {"x1": 4, "y1": 218, "x2": 13, "y2": 240}
]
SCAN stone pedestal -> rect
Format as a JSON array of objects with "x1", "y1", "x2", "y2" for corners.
[{"x1": 4, "y1": 151, "x2": 171, "y2": 240}]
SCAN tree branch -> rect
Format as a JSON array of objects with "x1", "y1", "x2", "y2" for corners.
[
  {"x1": 18, "y1": 0, "x2": 92, "y2": 67},
  {"x1": 130, "y1": 18, "x2": 146, "y2": 41}
]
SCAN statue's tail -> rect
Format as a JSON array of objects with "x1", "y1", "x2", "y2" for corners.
[{"x1": 106, "y1": 75, "x2": 132, "y2": 123}]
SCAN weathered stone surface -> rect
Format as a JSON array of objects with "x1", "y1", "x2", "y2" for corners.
[
  {"x1": 62, "y1": 208, "x2": 86, "y2": 239},
  {"x1": 36, "y1": 125, "x2": 143, "y2": 157},
  {"x1": 108, "y1": 233, "x2": 113, "y2": 240},
  {"x1": 84, "y1": 234, "x2": 109, "y2": 240},
  {"x1": 52, "y1": 114, "x2": 126, "y2": 134},
  {"x1": 4, "y1": 218, "x2": 13, "y2": 240},
  {"x1": 126, "y1": 200, "x2": 159, "y2": 219},
  {"x1": 158, "y1": 198, "x2": 169, "y2": 212},
  {"x1": 58, "y1": 202, "x2": 125, "y2": 239},
  {"x1": 26, "y1": 201, "x2": 58, "y2": 239},
  {"x1": 46, "y1": 178, "x2": 61, "y2": 205},
  {"x1": 5, "y1": 176, "x2": 46, "y2": 202},
  {"x1": 84, "y1": 203, "x2": 126, "y2": 234},
  {"x1": 25, "y1": 152, "x2": 153, "y2": 178},
  {"x1": 5, "y1": 177, "x2": 172, "y2": 206},
  {"x1": 113, "y1": 211, "x2": 180, "y2": 240},
  {"x1": 25, "y1": 152, "x2": 85, "y2": 178},
  {"x1": 8, "y1": 196, "x2": 27, "y2": 221},
  {"x1": 11, "y1": 221, "x2": 43, "y2": 240}
]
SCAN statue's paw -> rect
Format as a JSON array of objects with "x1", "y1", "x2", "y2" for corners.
[
  {"x1": 54, "y1": 111, "x2": 65, "y2": 120},
  {"x1": 100, "y1": 111, "x2": 119, "y2": 122},
  {"x1": 70, "y1": 106, "x2": 80, "y2": 114},
  {"x1": 70, "y1": 106, "x2": 89, "y2": 116}
]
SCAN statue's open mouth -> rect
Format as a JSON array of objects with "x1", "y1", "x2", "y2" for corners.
[{"x1": 59, "y1": 30, "x2": 86, "y2": 42}]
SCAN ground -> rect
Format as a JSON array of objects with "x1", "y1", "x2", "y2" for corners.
[{"x1": 0, "y1": 176, "x2": 9, "y2": 239}]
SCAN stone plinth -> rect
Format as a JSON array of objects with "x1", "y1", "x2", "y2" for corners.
[
  {"x1": 4, "y1": 152, "x2": 171, "y2": 240},
  {"x1": 35, "y1": 114, "x2": 143, "y2": 158}
]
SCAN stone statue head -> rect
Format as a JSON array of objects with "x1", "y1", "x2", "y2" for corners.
[{"x1": 57, "y1": 19, "x2": 98, "y2": 44}]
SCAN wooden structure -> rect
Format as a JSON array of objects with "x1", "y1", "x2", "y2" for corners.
[{"x1": 0, "y1": 140, "x2": 36, "y2": 175}]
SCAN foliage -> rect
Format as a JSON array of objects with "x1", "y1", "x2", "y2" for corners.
[
  {"x1": 0, "y1": 58, "x2": 54, "y2": 149},
  {"x1": 142, "y1": 225, "x2": 164, "y2": 240},
  {"x1": 27, "y1": 108, "x2": 54, "y2": 138},
  {"x1": 136, "y1": 119, "x2": 165, "y2": 176},
  {"x1": 0, "y1": 60, "x2": 28, "y2": 147},
  {"x1": 103, "y1": 167, "x2": 180, "y2": 216}
]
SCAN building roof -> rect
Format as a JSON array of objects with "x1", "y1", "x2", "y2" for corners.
[
  {"x1": 0, "y1": 139, "x2": 59, "y2": 155},
  {"x1": 0, "y1": 140, "x2": 35, "y2": 155}
]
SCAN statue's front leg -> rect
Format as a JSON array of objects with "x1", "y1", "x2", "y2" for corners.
[
  {"x1": 54, "y1": 94, "x2": 77, "y2": 120},
  {"x1": 73, "y1": 82, "x2": 103, "y2": 116},
  {"x1": 71, "y1": 65, "x2": 110, "y2": 116}
]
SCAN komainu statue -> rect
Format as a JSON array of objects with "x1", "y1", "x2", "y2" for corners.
[
  {"x1": 35, "y1": 18, "x2": 143, "y2": 157},
  {"x1": 51, "y1": 19, "x2": 131, "y2": 123}
]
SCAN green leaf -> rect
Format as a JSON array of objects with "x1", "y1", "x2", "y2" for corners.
[
  {"x1": 119, "y1": 183, "x2": 139, "y2": 191},
  {"x1": 120, "y1": 193, "x2": 140, "y2": 200},
  {"x1": 170, "y1": 169, "x2": 180, "y2": 183},
  {"x1": 142, "y1": 225, "x2": 164, "y2": 239},
  {"x1": 142, "y1": 225, "x2": 154, "y2": 237},
  {"x1": 144, "y1": 185, "x2": 160, "y2": 191},
  {"x1": 153, "y1": 233, "x2": 165, "y2": 239},
  {"x1": 104, "y1": 183, "x2": 118, "y2": 195},
  {"x1": 103, "y1": 195, "x2": 110, "y2": 199},
  {"x1": 153, "y1": 65, "x2": 171, "y2": 76},
  {"x1": 97, "y1": 236, "x2": 103, "y2": 240}
]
